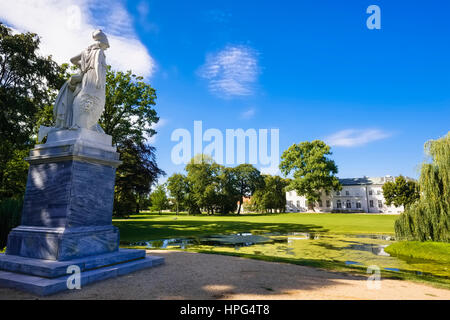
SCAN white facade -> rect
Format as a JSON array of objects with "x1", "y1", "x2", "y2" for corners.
[{"x1": 286, "y1": 176, "x2": 405, "y2": 214}]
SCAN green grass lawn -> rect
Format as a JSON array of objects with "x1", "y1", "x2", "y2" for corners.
[
  {"x1": 114, "y1": 212, "x2": 397, "y2": 242},
  {"x1": 113, "y1": 212, "x2": 450, "y2": 289},
  {"x1": 385, "y1": 241, "x2": 450, "y2": 263}
]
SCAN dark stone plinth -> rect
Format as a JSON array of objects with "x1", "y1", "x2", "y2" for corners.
[
  {"x1": 5, "y1": 130, "x2": 122, "y2": 261},
  {"x1": 0, "y1": 129, "x2": 165, "y2": 296},
  {"x1": 6, "y1": 225, "x2": 119, "y2": 261}
]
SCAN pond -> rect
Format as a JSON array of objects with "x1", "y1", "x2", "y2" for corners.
[{"x1": 123, "y1": 232, "x2": 449, "y2": 279}]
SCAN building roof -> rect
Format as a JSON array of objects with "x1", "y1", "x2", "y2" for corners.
[
  {"x1": 338, "y1": 176, "x2": 416, "y2": 186},
  {"x1": 339, "y1": 176, "x2": 394, "y2": 186}
]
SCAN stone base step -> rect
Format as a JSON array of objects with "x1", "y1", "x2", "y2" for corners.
[
  {"x1": 0, "y1": 249, "x2": 148, "y2": 278},
  {"x1": 0, "y1": 254, "x2": 164, "y2": 296}
]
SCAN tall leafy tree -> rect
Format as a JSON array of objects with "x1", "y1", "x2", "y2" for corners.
[
  {"x1": 99, "y1": 68, "x2": 165, "y2": 216},
  {"x1": 279, "y1": 140, "x2": 341, "y2": 206},
  {"x1": 216, "y1": 167, "x2": 240, "y2": 214},
  {"x1": 167, "y1": 173, "x2": 188, "y2": 215},
  {"x1": 0, "y1": 23, "x2": 65, "y2": 199},
  {"x1": 100, "y1": 67, "x2": 158, "y2": 145},
  {"x1": 250, "y1": 175, "x2": 289, "y2": 213},
  {"x1": 233, "y1": 164, "x2": 263, "y2": 214},
  {"x1": 150, "y1": 184, "x2": 169, "y2": 214},
  {"x1": 382, "y1": 175, "x2": 419, "y2": 209},
  {"x1": 395, "y1": 133, "x2": 449, "y2": 242},
  {"x1": 114, "y1": 139, "x2": 165, "y2": 216},
  {"x1": 185, "y1": 154, "x2": 222, "y2": 214}
]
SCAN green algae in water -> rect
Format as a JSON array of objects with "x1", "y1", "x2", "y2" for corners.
[
  {"x1": 191, "y1": 233, "x2": 450, "y2": 279},
  {"x1": 125, "y1": 232, "x2": 450, "y2": 280}
]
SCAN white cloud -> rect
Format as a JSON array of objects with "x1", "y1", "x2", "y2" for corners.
[
  {"x1": 240, "y1": 108, "x2": 256, "y2": 119},
  {"x1": 325, "y1": 129, "x2": 391, "y2": 147},
  {"x1": 198, "y1": 45, "x2": 260, "y2": 98},
  {"x1": 0, "y1": 0, "x2": 155, "y2": 78}
]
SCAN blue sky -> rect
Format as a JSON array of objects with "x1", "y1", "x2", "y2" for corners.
[{"x1": 2, "y1": 0, "x2": 449, "y2": 182}]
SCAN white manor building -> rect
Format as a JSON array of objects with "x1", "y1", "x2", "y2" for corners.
[{"x1": 286, "y1": 176, "x2": 405, "y2": 214}]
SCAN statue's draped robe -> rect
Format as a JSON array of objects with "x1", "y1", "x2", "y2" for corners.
[{"x1": 53, "y1": 44, "x2": 106, "y2": 131}]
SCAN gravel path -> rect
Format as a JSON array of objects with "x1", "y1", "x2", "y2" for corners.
[{"x1": 0, "y1": 250, "x2": 449, "y2": 300}]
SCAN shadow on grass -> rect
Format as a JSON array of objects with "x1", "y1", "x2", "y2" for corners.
[{"x1": 114, "y1": 220, "x2": 328, "y2": 242}]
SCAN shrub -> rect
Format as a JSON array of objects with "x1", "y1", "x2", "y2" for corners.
[{"x1": 0, "y1": 198, "x2": 23, "y2": 250}]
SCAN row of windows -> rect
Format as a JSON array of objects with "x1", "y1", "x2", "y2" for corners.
[
  {"x1": 288, "y1": 189, "x2": 382, "y2": 197},
  {"x1": 335, "y1": 190, "x2": 382, "y2": 196},
  {"x1": 289, "y1": 200, "x2": 383, "y2": 209}
]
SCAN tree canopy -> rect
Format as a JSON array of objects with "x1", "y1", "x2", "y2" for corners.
[
  {"x1": 382, "y1": 175, "x2": 419, "y2": 208},
  {"x1": 167, "y1": 173, "x2": 188, "y2": 215},
  {"x1": 249, "y1": 175, "x2": 289, "y2": 213},
  {"x1": 98, "y1": 68, "x2": 164, "y2": 216},
  {"x1": 167, "y1": 157, "x2": 285, "y2": 215},
  {"x1": 150, "y1": 184, "x2": 169, "y2": 214},
  {"x1": 100, "y1": 67, "x2": 158, "y2": 145},
  {"x1": 279, "y1": 140, "x2": 341, "y2": 205},
  {"x1": 233, "y1": 164, "x2": 264, "y2": 214},
  {"x1": 395, "y1": 132, "x2": 449, "y2": 242},
  {"x1": 0, "y1": 23, "x2": 65, "y2": 199}
]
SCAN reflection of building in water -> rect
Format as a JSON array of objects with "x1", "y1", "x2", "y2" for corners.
[
  {"x1": 286, "y1": 176, "x2": 411, "y2": 214},
  {"x1": 347, "y1": 243, "x2": 391, "y2": 256},
  {"x1": 287, "y1": 233, "x2": 319, "y2": 243}
]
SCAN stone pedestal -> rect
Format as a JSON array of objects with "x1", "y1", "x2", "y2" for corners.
[{"x1": 0, "y1": 129, "x2": 164, "y2": 295}]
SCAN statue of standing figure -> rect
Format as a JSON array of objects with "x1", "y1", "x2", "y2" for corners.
[{"x1": 39, "y1": 30, "x2": 109, "y2": 141}]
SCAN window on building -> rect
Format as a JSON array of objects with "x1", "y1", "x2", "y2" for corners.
[
  {"x1": 356, "y1": 201, "x2": 361, "y2": 209},
  {"x1": 326, "y1": 200, "x2": 331, "y2": 207},
  {"x1": 378, "y1": 200, "x2": 383, "y2": 208},
  {"x1": 346, "y1": 200, "x2": 351, "y2": 208},
  {"x1": 296, "y1": 200, "x2": 300, "y2": 208},
  {"x1": 377, "y1": 190, "x2": 382, "y2": 195},
  {"x1": 369, "y1": 200, "x2": 374, "y2": 207},
  {"x1": 336, "y1": 191, "x2": 340, "y2": 196},
  {"x1": 336, "y1": 200, "x2": 342, "y2": 208},
  {"x1": 318, "y1": 200, "x2": 323, "y2": 207},
  {"x1": 288, "y1": 200, "x2": 293, "y2": 206},
  {"x1": 325, "y1": 190, "x2": 330, "y2": 196},
  {"x1": 345, "y1": 190, "x2": 350, "y2": 196},
  {"x1": 368, "y1": 190, "x2": 373, "y2": 195}
]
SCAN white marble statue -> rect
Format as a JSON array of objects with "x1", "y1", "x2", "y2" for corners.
[{"x1": 39, "y1": 30, "x2": 109, "y2": 142}]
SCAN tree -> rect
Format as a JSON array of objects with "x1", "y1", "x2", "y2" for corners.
[
  {"x1": 114, "y1": 139, "x2": 165, "y2": 217},
  {"x1": 216, "y1": 167, "x2": 240, "y2": 214},
  {"x1": 0, "y1": 23, "x2": 65, "y2": 199},
  {"x1": 150, "y1": 184, "x2": 169, "y2": 214},
  {"x1": 395, "y1": 133, "x2": 449, "y2": 242},
  {"x1": 382, "y1": 175, "x2": 419, "y2": 209},
  {"x1": 250, "y1": 175, "x2": 289, "y2": 213},
  {"x1": 100, "y1": 67, "x2": 158, "y2": 145},
  {"x1": 185, "y1": 154, "x2": 222, "y2": 214},
  {"x1": 279, "y1": 140, "x2": 341, "y2": 208},
  {"x1": 99, "y1": 68, "x2": 165, "y2": 216},
  {"x1": 167, "y1": 173, "x2": 188, "y2": 215},
  {"x1": 233, "y1": 164, "x2": 263, "y2": 214}
]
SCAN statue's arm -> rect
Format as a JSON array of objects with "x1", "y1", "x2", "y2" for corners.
[
  {"x1": 70, "y1": 53, "x2": 82, "y2": 67},
  {"x1": 95, "y1": 50, "x2": 106, "y2": 89}
]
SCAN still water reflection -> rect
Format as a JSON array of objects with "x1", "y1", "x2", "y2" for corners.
[{"x1": 125, "y1": 232, "x2": 449, "y2": 279}]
